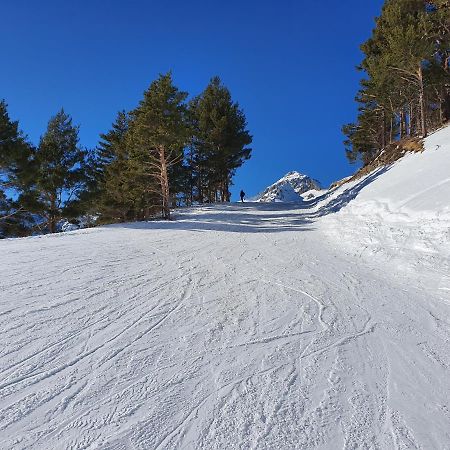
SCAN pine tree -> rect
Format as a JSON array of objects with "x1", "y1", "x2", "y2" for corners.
[
  {"x1": 0, "y1": 100, "x2": 22, "y2": 178},
  {"x1": 0, "y1": 100, "x2": 36, "y2": 236},
  {"x1": 89, "y1": 110, "x2": 137, "y2": 222},
  {"x1": 32, "y1": 109, "x2": 86, "y2": 233},
  {"x1": 189, "y1": 77, "x2": 252, "y2": 202},
  {"x1": 344, "y1": 0, "x2": 450, "y2": 164},
  {"x1": 428, "y1": 0, "x2": 450, "y2": 121},
  {"x1": 381, "y1": 0, "x2": 436, "y2": 137},
  {"x1": 97, "y1": 111, "x2": 129, "y2": 178},
  {"x1": 0, "y1": 100, "x2": 34, "y2": 191},
  {"x1": 128, "y1": 73, "x2": 190, "y2": 220}
]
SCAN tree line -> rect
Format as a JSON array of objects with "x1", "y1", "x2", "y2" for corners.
[
  {"x1": 343, "y1": 0, "x2": 450, "y2": 164},
  {"x1": 0, "y1": 74, "x2": 252, "y2": 237}
]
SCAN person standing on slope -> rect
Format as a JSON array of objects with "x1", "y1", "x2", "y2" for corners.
[{"x1": 240, "y1": 190, "x2": 246, "y2": 202}]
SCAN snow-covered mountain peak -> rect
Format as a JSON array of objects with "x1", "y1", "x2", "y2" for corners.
[
  {"x1": 254, "y1": 171, "x2": 321, "y2": 203},
  {"x1": 283, "y1": 170, "x2": 306, "y2": 179}
]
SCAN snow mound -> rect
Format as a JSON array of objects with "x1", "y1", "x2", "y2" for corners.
[
  {"x1": 254, "y1": 171, "x2": 321, "y2": 202},
  {"x1": 57, "y1": 215, "x2": 99, "y2": 233},
  {"x1": 58, "y1": 220, "x2": 79, "y2": 233}
]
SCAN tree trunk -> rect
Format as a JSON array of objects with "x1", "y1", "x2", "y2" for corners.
[
  {"x1": 197, "y1": 174, "x2": 203, "y2": 204},
  {"x1": 224, "y1": 177, "x2": 230, "y2": 202},
  {"x1": 409, "y1": 102, "x2": 416, "y2": 136},
  {"x1": 159, "y1": 146, "x2": 171, "y2": 220},
  {"x1": 49, "y1": 216, "x2": 56, "y2": 233},
  {"x1": 220, "y1": 177, "x2": 229, "y2": 202},
  {"x1": 443, "y1": 90, "x2": 450, "y2": 122},
  {"x1": 438, "y1": 87, "x2": 446, "y2": 125},
  {"x1": 400, "y1": 108, "x2": 405, "y2": 139},
  {"x1": 188, "y1": 150, "x2": 194, "y2": 206},
  {"x1": 389, "y1": 116, "x2": 394, "y2": 144},
  {"x1": 444, "y1": 54, "x2": 450, "y2": 121},
  {"x1": 416, "y1": 98, "x2": 421, "y2": 136},
  {"x1": 49, "y1": 193, "x2": 57, "y2": 233},
  {"x1": 408, "y1": 103, "x2": 412, "y2": 136},
  {"x1": 418, "y1": 64, "x2": 427, "y2": 137},
  {"x1": 220, "y1": 181, "x2": 224, "y2": 202}
]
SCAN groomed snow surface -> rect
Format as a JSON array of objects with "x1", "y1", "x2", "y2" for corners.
[{"x1": 1, "y1": 127, "x2": 450, "y2": 449}]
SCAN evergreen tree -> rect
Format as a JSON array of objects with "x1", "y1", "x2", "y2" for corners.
[
  {"x1": 428, "y1": 0, "x2": 450, "y2": 121},
  {"x1": 344, "y1": 0, "x2": 449, "y2": 164},
  {"x1": 128, "y1": 73, "x2": 190, "y2": 219},
  {"x1": 190, "y1": 77, "x2": 252, "y2": 202},
  {"x1": 89, "y1": 110, "x2": 136, "y2": 222},
  {"x1": 32, "y1": 109, "x2": 86, "y2": 233},
  {"x1": 0, "y1": 100, "x2": 36, "y2": 237},
  {"x1": 97, "y1": 111, "x2": 129, "y2": 178},
  {"x1": 0, "y1": 190, "x2": 34, "y2": 238},
  {"x1": 0, "y1": 100, "x2": 34, "y2": 191}
]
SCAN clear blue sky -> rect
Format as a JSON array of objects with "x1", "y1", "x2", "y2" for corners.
[{"x1": 2, "y1": 0, "x2": 384, "y2": 200}]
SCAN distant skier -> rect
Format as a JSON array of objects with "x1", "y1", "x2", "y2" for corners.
[{"x1": 240, "y1": 190, "x2": 246, "y2": 202}]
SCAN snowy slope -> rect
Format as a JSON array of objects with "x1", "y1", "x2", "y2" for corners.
[
  {"x1": 328, "y1": 126, "x2": 450, "y2": 216},
  {"x1": 1, "y1": 127, "x2": 450, "y2": 449},
  {"x1": 318, "y1": 125, "x2": 450, "y2": 273},
  {"x1": 254, "y1": 171, "x2": 320, "y2": 202}
]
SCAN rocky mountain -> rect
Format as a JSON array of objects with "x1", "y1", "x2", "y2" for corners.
[{"x1": 254, "y1": 171, "x2": 321, "y2": 202}]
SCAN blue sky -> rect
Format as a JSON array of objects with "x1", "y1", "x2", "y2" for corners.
[{"x1": 2, "y1": 0, "x2": 384, "y2": 200}]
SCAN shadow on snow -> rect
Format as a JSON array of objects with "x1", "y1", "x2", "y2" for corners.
[{"x1": 113, "y1": 167, "x2": 390, "y2": 234}]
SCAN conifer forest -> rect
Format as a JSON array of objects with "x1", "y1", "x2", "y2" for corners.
[
  {"x1": 343, "y1": 0, "x2": 449, "y2": 163},
  {"x1": 0, "y1": 75, "x2": 252, "y2": 236}
]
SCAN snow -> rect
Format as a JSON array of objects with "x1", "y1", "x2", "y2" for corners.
[
  {"x1": 318, "y1": 126, "x2": 450, "y2": 274},
  {"x1": 58, "y1": 220, "x2": 79, "y2": 233},
  {"x1": 253, "y1": 171, "x2": 321, "y2": 203},
  {"x1": 336, "y1": 127, "x2": 450, "y2": 215},
  {"x1": 1, "y1": 126, "x2": 450, "y2": 449}
]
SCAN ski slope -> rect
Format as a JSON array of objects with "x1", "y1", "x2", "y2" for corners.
[{"x1": 1, "y1": 127, "x2": 450, "y2": 449}]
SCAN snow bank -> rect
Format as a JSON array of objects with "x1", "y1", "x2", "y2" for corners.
[
  {"x1": 320, "y1": 125, "x2": 450, "y2": 274},
  {"x1": 348, "y1": 126, "x2": 450, "y2": 217}
]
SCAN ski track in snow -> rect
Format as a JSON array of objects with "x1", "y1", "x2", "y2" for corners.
[
  {"x1": 1, "y1": 128, "x2": 450, "y2": 449},
  {"x1": 1, "y1": 205, "x2": 449, "y2": 449}
]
